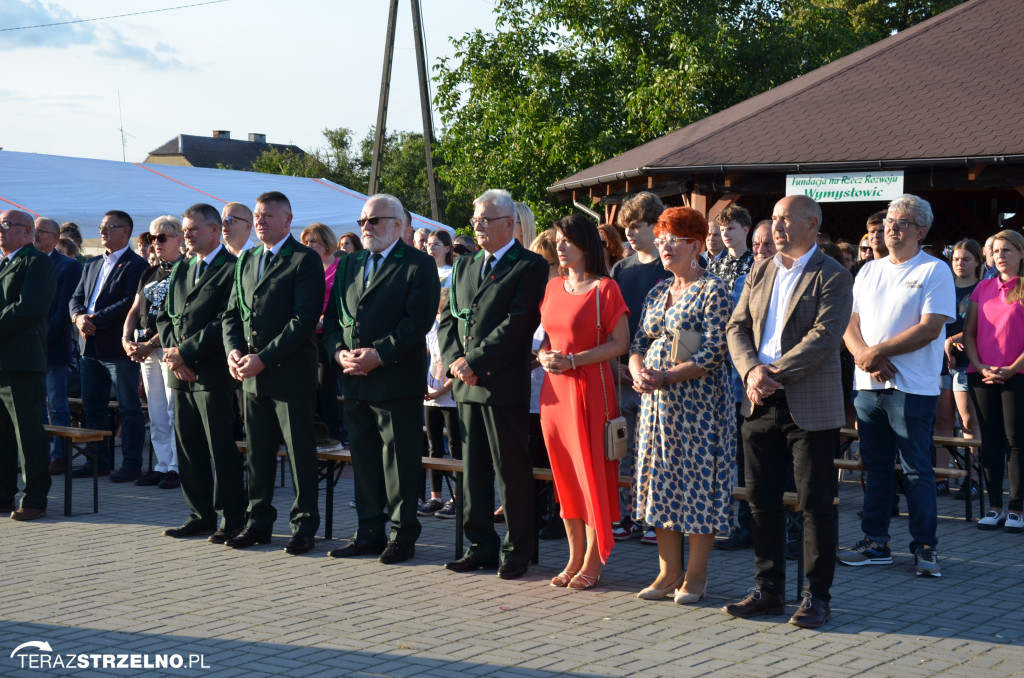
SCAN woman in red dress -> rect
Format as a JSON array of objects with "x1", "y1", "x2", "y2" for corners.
[{"x1": 538, "y1": 215, "x2": 629, "y2": 590}]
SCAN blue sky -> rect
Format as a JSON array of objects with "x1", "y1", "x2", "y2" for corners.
[{"x1": 0, "y1": 0, "x2": 498, "y2": 162}]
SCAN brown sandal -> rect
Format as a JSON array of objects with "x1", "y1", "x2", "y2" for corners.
[{"x1": 549, "y1": 570, "x2": 578, "y2": 587}]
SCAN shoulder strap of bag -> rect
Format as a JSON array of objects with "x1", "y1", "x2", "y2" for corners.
[{"x1": 595, "y1": 278, "x2": 619, "y2": 423}]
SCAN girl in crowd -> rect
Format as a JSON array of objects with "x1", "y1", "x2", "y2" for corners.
[{"x1": 965, "y1": 230, "x2": 1024, "y2": 532}]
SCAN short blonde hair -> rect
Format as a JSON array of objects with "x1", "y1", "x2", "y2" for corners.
[{"x1": 150, "y1": 215, "x2": 182, "y2": 237}]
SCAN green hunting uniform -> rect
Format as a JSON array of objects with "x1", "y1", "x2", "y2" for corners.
[
  {"x1": 437, "y1": 242, "x2": 548, "y2": 568},
  {"x1": 0, "y1": 245, "x2": 56, "y2": 511},
  {"x1": 323, "y1": 240, "x2": 440, "y2": 547},
  {"x1": 222, "y1": 236, "x2": 324, "y2": 537},
  {"x1": 156, "y1": 244, "x2": 245, "y2": 531}
]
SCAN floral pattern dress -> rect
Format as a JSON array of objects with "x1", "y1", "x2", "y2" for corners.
[{"x1": 631, "y1": 272, "x2": 736, "y2": 534}]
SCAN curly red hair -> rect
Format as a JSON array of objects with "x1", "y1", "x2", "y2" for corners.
[{"x1": 653, "y1": 206, "x2": 707, "y2": 252}]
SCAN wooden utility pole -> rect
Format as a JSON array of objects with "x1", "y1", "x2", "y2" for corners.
[
  {"x1": 410, "y1": 0, "x2": 443, "y2": 221},
  {"x1": 368, "y1": 0, "x2": 444, "y2": 222},
  {"x1": 368, "y1": 0, "x2": 399, "y2": 196}
]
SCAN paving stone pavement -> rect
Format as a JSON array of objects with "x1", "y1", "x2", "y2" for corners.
[{"x1": 3, "y1": 450, "x2": 1024, "y2": 677}]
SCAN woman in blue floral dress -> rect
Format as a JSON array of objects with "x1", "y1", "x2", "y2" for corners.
[{"x1": 629, "y1": 206, "x2": 736, "y2": 605}]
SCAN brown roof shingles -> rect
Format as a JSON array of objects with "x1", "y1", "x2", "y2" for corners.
[{"x1": 550, "y1": 0, "x2": 1023, "y2": 192}]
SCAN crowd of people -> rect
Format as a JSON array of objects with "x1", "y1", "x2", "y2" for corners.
[{"x1": 2, "y1": 186, "x2": 1022, "y2": 631}]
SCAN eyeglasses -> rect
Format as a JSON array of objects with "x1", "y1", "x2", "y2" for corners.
[
  {"x1": 0, "y1": 220, "x2": 32, "y2": 231},
  {"x1": 859, "y1": 246, "x2": 872, "y2": 252},
  {"x1": 357, "y1": 215, "x2": 396, "y2": 227},
  {"x1": 98, "y1": 224, "x2": 129, "y2": 233},
  {"x1": 653, "y1": 236, "x2": 696, "y2": 249},
  {"x1": 35, "y1": 230, "x2": 59, "y2": 237},
  {"x1": 223, "y1": 215, "x2": 250, "y2": 226},
  {"x1": 149, "y1": 233, "x2": 175, "y2": 243},
  {"x1": 469, "y1": 216, "x2": 511, "y2": 228},
  {"x1": 882, "y1": 217, "x2": 919, "y2": 231}
]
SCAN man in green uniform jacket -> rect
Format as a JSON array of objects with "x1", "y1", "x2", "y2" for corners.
[
  {"x1": 0, "y1": 210, "x2": 57, "y2": 521},
  {"x1": 323, "y1": 193, "x2": 440, "y2": 564},
  {"x1": 221, "y1": 191, "x2": 324, "y2": 555},
  {"x1": 438, "y1": 189, "x2": 549, "y2": 579},
  {"x1": 157, "y1": 203, "x2": 246, "y2": 544}
]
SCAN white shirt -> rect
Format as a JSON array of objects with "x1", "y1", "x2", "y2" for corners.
[
  {"x1": 852, "y1": 250, "x2": 955, "y2": 395},
  {"x1": 87, "y1": 244, "x2": 130, "y2": 314},
  {"x1": 757, "y1": 244, "x2": 818, "y2": 367},
  {"x1": 481, "y1": 239, "x2": 515, "y2": 278},
  {"x1": 365, "y1": 238, "x2": 399, "y2": 281}
]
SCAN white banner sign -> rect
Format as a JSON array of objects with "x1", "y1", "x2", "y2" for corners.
[{"x1": 785, "y1": 171, "x2": 904, "y2": 202}]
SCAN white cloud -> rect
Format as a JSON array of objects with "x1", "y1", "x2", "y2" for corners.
[{"x1": 0, "y1": 0, "x2": 186, "y2": 69}]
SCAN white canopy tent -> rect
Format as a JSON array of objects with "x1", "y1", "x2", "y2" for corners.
[{"x1": 0, "y1": 150, "x2": 455, "y2": 241}]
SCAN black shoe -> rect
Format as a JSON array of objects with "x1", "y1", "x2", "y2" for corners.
[
  {"x1": 715, "y1": 527, "x2": 752, "y2": 550},
  {"x1": 444, "y1": 555, "x2": 498, "y2": 572},
  {"x1": 953, "y1": 481, "x2": 979, "y2": 500},
  {"x1": 284, "y1": 533, "x2": 315, "y2": 555},
  {"x1": 378, "y1": 540, "x2": 415, "y2": 564},
  {"x1": 789, "y1": 593, "x2": 830, "y2": 629},
  {"x1": 158, "y1": 471, "x2": 180, "y2": 489},
  {"x1": 110, "y1": 466, "x2": 142, "y2": 483},
  {"x1": 723, "y1": 588, "x2": 786, "y2": 618},
  {"x1": 225, "y1": 527, "x2": 272, "y2": 549},
  {"x1": 208, "y1": 527, "x2": 243, "y2": 544},
  {"x1": 936, "y1": 480, "x2": 950, "y2": 496},
  {"x1": 135, "y1": 471, "x2": 166, "y2": 486},
  {"x1": 72, "y1": 464, "x2": 109, "y2": 478},
  {"x1": 498, "y1": 561, "x2": 529, "y2": 580},
  {"x1": 163, "y1": 522, "x2": 216, "y2": 538},
  {"x1": 327, "y1": 538, "x2": 387, "y2": 558}
]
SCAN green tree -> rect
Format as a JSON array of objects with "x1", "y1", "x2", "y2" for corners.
[{"x1": 434, "y1": 0, "x2": 965, "y2": 224}]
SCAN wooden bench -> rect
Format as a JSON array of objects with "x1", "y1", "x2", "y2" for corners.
[
  {"x1": 838, "y1": 428, "x2": 980, "y2": 521},
  {"x1": 45, "y1": 424, "x2": 112, "y2": 516}
]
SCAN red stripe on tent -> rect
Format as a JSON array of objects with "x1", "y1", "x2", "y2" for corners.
[
  {"x1": 133, "y1": 163, "x2": 227, "y2": 203},
  {"x1": 309, "y1": 177, "x2": 368, "y2": 201},
  {"x1": 0, "y1": 196, "x2": 40, "y2": 217}
]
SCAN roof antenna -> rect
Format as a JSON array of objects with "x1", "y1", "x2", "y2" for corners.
[{"x1": 117, "y1": 90, "x2": 135, "y2": 162}]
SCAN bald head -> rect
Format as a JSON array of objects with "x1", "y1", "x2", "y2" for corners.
[
  {"x1": 34, "y1": 217, "x2": 61, "y2": 254},
  {"x1": 0, "y1": 210, "x2": 36, "y2": 255}
]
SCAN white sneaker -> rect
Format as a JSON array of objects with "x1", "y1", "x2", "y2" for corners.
[
  {"x1": 640, "y1": 528, "x2": 657, "y2": 545},
  {"x1": 978, "y1": 509, "x2": 1008, "y2": 531},
  {"x1": 1005, "y1": 512, "x2": 1024, "y2": 533}
]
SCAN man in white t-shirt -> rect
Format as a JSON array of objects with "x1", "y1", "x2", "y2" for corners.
[{"x1": 840, "y1": 194, "x2": 955, "y2": 578}]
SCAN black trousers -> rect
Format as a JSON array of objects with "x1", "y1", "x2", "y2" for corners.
[
  {"x1": 969, "y1": 373, "x2": 1024, "y2": 511},
  {"x1": 458, "y1": 402, "x2": 535, "y2": 566},
  {"x1": 425, "y1": 405, "x2": 461, "y2": 494},
  {"x1": 742, "y1": 394, "x2": 838, "y2": 600}
]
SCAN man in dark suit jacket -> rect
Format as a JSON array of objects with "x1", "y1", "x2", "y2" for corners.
[
  {"x1": 322, "y1": 194, "x2": 440, "y2": 564},
  {"x1": 157, "y1": 203, "x2": 246, "y2": 544},
  {"x1": 34, "y1": 217, "x2": 82, "y2": 475},
  {"x1": 724, "y1": 195, "x2": 853, "y2": 628},
  {"x1": 0, "y1": 210, "x2": 57, "y2": 520},
  {"x1": 69, "y1": 210, "x2": 149, "y2": 481},
  {"x1": 222, "y1": 191, "x2": 324, "y2": 555},
  {"x1": 438, "y1": 189, "x2": 549, "y2": 579}
]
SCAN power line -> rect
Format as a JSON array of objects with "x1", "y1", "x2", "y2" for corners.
[{"x1": 0, "y1": 0, "x2": 231, "y2": 33}]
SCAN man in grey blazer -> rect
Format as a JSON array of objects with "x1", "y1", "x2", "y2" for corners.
[{"x1": 724, "y1": 195, "x2": 853, "y2": 629}]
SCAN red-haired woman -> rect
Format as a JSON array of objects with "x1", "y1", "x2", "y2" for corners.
[{"x1": 628, "y1": 206, "x2": 736, "y2": 605}]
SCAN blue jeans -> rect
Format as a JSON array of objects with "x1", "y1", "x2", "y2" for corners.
[
  {"x1": 855, "y1": 389, "x2": 938, "y2": 549},
  {"x1": 80, "y1": 356, "x2": 144, "y2": 469},
  {"x1": 43, "y1": 365, "x2": 71, "y2": 459}
]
